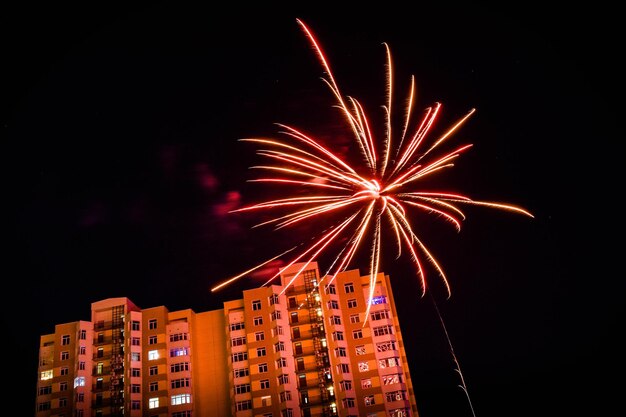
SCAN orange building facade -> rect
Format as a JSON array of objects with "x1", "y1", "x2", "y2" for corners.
[{"x1": 35, "y1": 263, "x2": 418, "y2": 417}]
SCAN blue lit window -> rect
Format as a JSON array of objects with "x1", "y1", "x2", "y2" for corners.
[{"x1": 370, "y1": 295, "x2": 387, "y2": 305}]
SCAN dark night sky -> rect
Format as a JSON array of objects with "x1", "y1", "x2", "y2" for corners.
[{"x1": 4, "y1": 2, "x2": 623, "y2": 416}]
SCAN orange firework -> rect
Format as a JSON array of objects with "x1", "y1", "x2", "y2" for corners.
[{"x1": 211, "y1": 19, "x2": 532, "y2": 322}]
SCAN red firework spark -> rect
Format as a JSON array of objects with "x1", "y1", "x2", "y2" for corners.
[{"x1": 211, "y1": 19, "x2": 533, "y2": 322}]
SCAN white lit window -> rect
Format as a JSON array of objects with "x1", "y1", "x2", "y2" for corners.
[
  {"x1": 361, "y1": 378, "x2": 372, "y2": 388},
  {"x1": 148, "y1": 397, "x2": 159, "y2": 409},
  {"x1": 148, "y1": 350, "x2": 159, "y2": 360},
  {"x1": 355, "y1": 345, "x2": 366, "y2": 355},
  {"x1": 358, "y1": 361, "x2": 369, "y2": 372},
  {"x1": 364, "y1": 395, "x2": 375, "y2": 406},
  {"x1": 131, "y1": 352, "x2": 140, "y2": 361},
  {"x1": 171, "y1": 394, "x2": 191, "y2": 405}
]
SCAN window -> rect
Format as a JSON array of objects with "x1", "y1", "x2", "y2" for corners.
[
  {"x1": 338, "y1": 363, "x2": 350, "y2": 374},
  {"x1": 274, "y1": 325, "x2": 284, "y2": 336},
  {"x1": 254, "y1": 316, "x2": 263, "y2": 326},
  {"x1": 280, "y1": 391, "x2": 292, "y2": 402},
  {"x1": 271, "y1": 311, "x2": 282, "y2": 321},
  {"x1": 386, "y1": 390, "x2": 407, "y2": 402},
  {"x1": 340, "y1": 380, "x2": 352, "y2": 391},
  {"x1": 79, "y1": 361, "x2": 85, "y2": 370},
  {"x1": 131, "y1": 352, "x2": 140, "y2": 361},
  {"x1": 173, "y1": 412, "x2": 193, "y2": 417},
  {"x1": 296, "y1": 357, "x2": 305, "y2": 371},
  {"x1": 260, "y1": 379, "x2": 270, "y2": 389},
  {"x1": 335, "y1": 347, "x2": 347, "y2": 357},
  {"x1": 332, "y1": 331, "x2": 344, "y2": 341},
  {"x1": 236, "y1": 400, "x2": 252, "y2": 411},
  {"x1": 131, "y1": 321, "x2": 140, "y2": 331},
  {"x1": 79, "y1": 346, "x2": 86, "y2": 355},
  {"x1": 257, "y1": 347, "x2": 267, "y2": 357},
  {"x1": 290, "y1": 312, "x2": 299, "y2": 323},
  {"x1": 40, "y1": 370, "x2": 53, "y2": 380},
  {"x1": 277, "y1": 358, "x2": 288, "y2": 368},
  {"x1": 59, "y1": 397, "x2": 67, "y2": 407},
  {"x1": 95, "y1": 320, "x2": 104, "y2": 329},
  {"x1": 230, "y1": 322, "x2": 245, "y2": 331},
  {"x1": 275, "y1": 342, "x2": 285, "y2": 352},
  {"x1": 171, "y1": 394, "x2": 191, "y2": 405},
  {"x1": 364, "y1": 395, "x2": 375, "y2": 406},
  {"x1": 278, "y1": 374, "x2": 290, "y2": 385},
  {"x1": 347, "y1": 299, "x2": 357, "y2": 308},
  {"x1": 149, "y1": 335, "x2": 157, "y2": 345},
  {"x1": 342, "y1": 398, "x2": 356, "y2": 408},
  {"x1": 350, "y1": 314, "x2": 360, "y2": 324},
  {"x1": 255, "y1": 331, "x2": 265, "y2": 341},
  {"x1": 325, "y1": 284, "x2": 336, "y2": 294},
  {"x1": 96, "y1": 363, "x2": 103, "y2": 374},
  {"x1": 131, "y1": 400, "x2": 141, "y2": 410},
  {"x1": 131, "y1": 384, "x2": 140, "y2": 393},
  {"x1": 61, "y1": 335, "x2": 70, "y2": 345},
  {"x1": 234, "y1": 367, "x2": 249, "y2": 378},
  {"x1": 61, "y1": 351, "x2": 69, "y2": 360},
  {"x1": 259, "y1": 363, "x2": 268, "y2": 373},
  {"x1": 37, "y1": 401, "x2": 51, "y2": 411},
  {"x1": 148, "y1": 397, "x2": 159, "y2": 409},
  {"x1": 171, "y1": 362, "x2": 190, "y2": 373},
  {"x1": 133, "y1": 368, "x2": 142, "y2": 377},
  {"x1": 148, "y1": 350, "x2": 159, "y2": 360},
  {"x1": 97, "y1": 347, "x2": 104, "y2": 358},
  {"x1": 358, "y1": 361, "x2": 369, "y2": 372},
  {"x1": 76, "y1": 409, "x2": 84, "y2": 417},
  {"x1": 356, "y1": 345, "x2": 366, "y2": 355},
  {"x1": 361, "y1": 378, "x2": 372, "y2": 388},
  {"x1": 294, "y1": 343, "x2": 303, "y2": 355},
  {"x1": 389, "y1": 408, "x2": 410, "y2": 417},
  {"x1": 149, "y1": 366, "x2": 157, "y2": 376},
  {"x1": 292, "y1": 327, "x2": 300, "y2": 339},
  {"x1": 149, "y1": 382, "x2": 158, "y2": 392},
  {"x1": 370, "y1": 295, "x2": 387, "y2": 305},
  {"x1": 269, "y1": 293, "x2": 280, "y2": 305},
  {"x1": 344, "y1": 282, "x2": 354, "y2": 293},
  {"x1": 353, "y1": 329, "x2": 363, "y2": 339},
  {"x1": 76, "y1": 392, "x2": 84, "y2": 402},
  {"x1": 97, "y1": 333, "x2": 104, "y2": 343},
  {"x1": 373, "y1": 325, "x2": 393, "y2": 336},
  {"x1": 232, "y1": 352, "x2": 248, "y2": 362},
  {"x1": 382, "y1": 374, "x2": 402, "y2": 385},
  {"x1": 59, "y1": 381, "x2": 68, "y2": 391},
  {"x1": 330, "y1": 315, "x2": 341, "y2": 325},
  {"x1": 132, "y1": 337, "x2": 141, "y2": 346},
  {"x1": 231, "y1": 336, "x2": 247, "y2": 346},
  {"x1": 371, "y1": 310, "x2": 390, "y2": 321},
  {"x1": 60, "y1": 367, "x2": 69, "y2": 376},
  {"x1": 328, "y1": 300, "x2": 339, "y2": 309},
  {"x1": 282, "y1": 409, "x2": 294, "y2": 417},
  {"x1": 38, "y1": 386, "x2": 52, "y2": 395},
  {"x1": 235, "y1": 383, "x2": 251, "y2": 394},
  {"x1": 170, "y1": 347, "x2": 189, "y2": 357},
  {"x1": 376, "y1": 340, "x2": 397, "y2": 352},
  {"x1": 252, "y1": 300, "x2": 262, "y2": 310},
  {"x1": 149, "y1": 319, "x2": 157, "y2": 330},
  {"x1": 79, "y1": 330, "x2": 87, "y2": 340}
]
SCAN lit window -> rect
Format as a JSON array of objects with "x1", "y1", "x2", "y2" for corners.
[
  {"x1": 347, "y1": 299, "x2": 357, "y2": 308},
  {"x1": 61, "y1": 335, "x2": 70, "y2": 345},
  {"x1": 96, "y1": 363, "x2": 104, "y2": 374},
  {"x1": 344, "y1": 283, "x2": 354, "y2": 293},
  {"x1": 171, "y1": 394, "x2": 191, "y2": 405},
  {"x1": 254, "y1": 316, "x2": 263, "y2": 326},
  {"x1": 386, "y1": 390, "x2": 407, "y2": 402},
  {"x1": 364, "y1": 395, "x2": 375, "y2": 406},
  {"x1": 148, "y1": 350, "x2": 159, "y2": 360},
  {"x1": 252, "y1": 300, "x2": 262, "y2": 311},
  {"x1": 361, "y1": 378, "x2": 372, "y2": 389},
  {"x1": 257, "y1": 347, "x2": 267, "y2": 357},
  {"x1": 355, "y1": 345, "x2": 366, "y2": 355},
  {"x1": 61, "y1": 351, "x2": 69, "y2": 360},
  {"x1": 350, "y1": 314, "x2": 360, "y2": 324},
  {"x1": 389, "y1": 408, "x2": 410, "y2": 417},
  {"x1": 149, "y1": 335, "x2": 157, "y2": 345},
  {"x1": 370, "y1": 295, "x2": 387, "y2": 305},
  {"x1": 382, "y1": 374, "x2": 402, "y2": 385},
  {"x1": 358, "y1": 361, "x2": 369, "y2": 372},
  {"x1": 260, "y1": 379, "x2": 270, "y2": 389},
  {"x1": 170, "y1": 347, "x2": 189, "y2": 357},
  {"x1": 131, "y1": 352, "x2": 140, "y2": 361},
  {"x1": 148, "y1": 397, "x2": 159, "y2": 409},
  {"x1": 376, "y1": 341, "x2": 397, "y2": 352},
  {"x1": 262, "y1": 395, "x2": 272, "y2": 406}
]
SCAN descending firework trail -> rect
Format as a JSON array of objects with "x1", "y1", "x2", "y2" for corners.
[{"x1": 211, "y1": 19, "x2": 533, "y2": 324}]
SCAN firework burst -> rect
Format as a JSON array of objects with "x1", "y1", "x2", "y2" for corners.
[{"x1": 211, "y1": 19, "x2": 533, "y2": 322}]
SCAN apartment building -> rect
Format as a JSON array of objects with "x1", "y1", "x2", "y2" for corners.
[{"x1": 35, "y1": 263, "x2": 417, "y2": 417}]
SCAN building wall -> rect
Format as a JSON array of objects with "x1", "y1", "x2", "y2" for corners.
[{"x1": 35, "y1": 265, "x2": 419, "y2": 417}]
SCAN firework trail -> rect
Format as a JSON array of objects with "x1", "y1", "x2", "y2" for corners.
[{"x1": 211, "y1": 19, "x2": 533, "y2": 326}]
